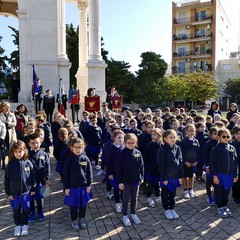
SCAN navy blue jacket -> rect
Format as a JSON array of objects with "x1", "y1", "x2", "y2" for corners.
[
  {"x1": 53, "y1": 138, "x2": 68, "y2": 161},
  {"x1": 85, "y1": 124, "x2": 102, "y2": 146},
  {"x1": 210, "y1": 143, "x2": 237, "y2": 177},
  {"x1": 203, "y1": 139, "x2": 218, "y2": 166},
  {"x1": 63, "y1": 152, "x2": 93, "y2": 189},
  {"x1": 128, "y1": 128, "x2": 143, "y2": 139},
  {"x1": 79, "y1": 120, "x2": 90, "y2": 139},
  {"x1": 157, "y1": 143, "x2": 183, "y2": 181},
  {"x1": 196, "y1": 131, "x2": 209, "y2": 164},
  {"x1": 29, "y1": 149, "x2": 51, "y2": 183},
  {"x1": 145, "y1": 141, "x2": 161, "y2": 176},
  {"x1": 51, "y1": 122, "x2": 60, "y2": 145},
  {"x1": 106, "y1": 144, "x2": 123, "y2": 176},
  {"x1": 230, "y1": 140, "x2": 240, "y2": 175},
  {"x1": 117, "y1": 148, "x2": 144, "y2": 185},
  {"x1": 139, "y1": 133, "x2": 152, "y2": 162},
  {"x1": 180, "y1": 137, "x2": 200, "y2": 164},
  {"x1": 4, "y1": 159, "x2": 36, "y2": 196}
]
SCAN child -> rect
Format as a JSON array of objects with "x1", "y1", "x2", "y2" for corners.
[
  {"x1": 203, "y1": 127, "x2": 219, "y2": 205},
  {"x1": 230, "y1": 127, "x2": 240, "y2": 205},
  {"x1": 129, "y1": 118, "x2": 143, "y2": 139},
  {"x1": 4, "y1": 140, "x2": 36, "y2": 236},
  {"x1": 107, "y1": 129, "x2": 125, "y2": 213},
  {"x1": 170, "y1": 119, "x2": 183, "y2": 144},
  {"x1": 85, "y1": 114, "x2": 102, "y2": 170},
  {"x1": 28, "y1": 133, "x2": 50, "y2": 222},
  {"x1": 63, "y1": 138, "x2": 93, "y2": 230},
  {"x1": 205, "y1": 115, "x2": 213, "y2": 131},
  {"x1": 211, "y1": 128, "x2": 237, "y2": 217},
  {"x1": 0, "y1": 118, "x2": 6, "y2": 170},
  {"x1": 53, "y1": 128, "x2": 69, "y2": 179},
  {"x1": 180, "y1": 124, "x2": 200, "y2": 199},
  {"x1": 35, "y1": 128, "x2": 50, "y2": 156},
  {"x1": 79, "y1": 111, "x2": 90, "y2": 139},
  {"x1": 145, "y1": 128, "x2": 162, "y2": 207},
  {"x1": 117, "y1": 133, "x2": 144, "y2": 226},
  {"x1": 195, "y1": 122, "x2": 209, "y2": 182},
  {"x1": 157, "y1": 129, "x2": 183, "y2": 219}
]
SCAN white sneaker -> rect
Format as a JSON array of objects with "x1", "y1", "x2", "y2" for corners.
[
  {"x1": 21, "y1": 225, "x2": 29, "y2": 236},
  {"x1": 171, "y1": 209, "x2": 179, "y2": 219},
  {"x1": 115, "y1": 203, "x2": 122, "y2": 213},
  {"x1": 95, "y1": 165, "x2": 101, "y2": 171},
  {"x1": 147, "y1": 197, "x2": 155, "y2": 207},
  {"x1": 155, "y1": 196, "x2": 161, "y2": 203},
  {"x1": 105, "y1": 191, "x2": 114, "y2": 199},
  {"x1": 131, "y1": 214, "x2": 141, "y2": 224},
  {"x1": 164, "y1": 209, "x2": 174, "y2": 220},
  {"x1": 184, "y1": 190, "x2": 190, "y2": 199},
  {"x1": 96, "y1": 169, "x2": 105, "y2": 176},
  {"x1": 123, "y1": 215, "x2": 131, "y2": 226},
  {"x1": 14, "y1": 226, "x2": 21, "y2": 237},
  {"x1": 189, "y1": 189, "x2": 197, "y2": 198}
]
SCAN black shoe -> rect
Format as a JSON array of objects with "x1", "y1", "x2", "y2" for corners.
[{"x1": 233, "y1": 199, "x2": 240, "y2": 205}]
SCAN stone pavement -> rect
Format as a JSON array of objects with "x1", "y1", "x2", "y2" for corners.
[{"x1": 1, "y1": 158, "x2": 240, "y2": 240}]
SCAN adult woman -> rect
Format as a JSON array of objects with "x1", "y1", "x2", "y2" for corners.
[
  {"x1": 14, "y1": 104, "x2": 31, "y2": 139},
  {"x1": 207, "y1": 101, "x2": 221, "y2": 120},
  {"x1": 0, "y1": 102, "x2": 17, "y2": 150},
  {"x1": 226, "y1": 103, "x2": 239, "y2": 121}
]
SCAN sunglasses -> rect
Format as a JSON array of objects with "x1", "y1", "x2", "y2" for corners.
[{"x1": 221, "y1": 135, "x2": 230, "y2": 139}]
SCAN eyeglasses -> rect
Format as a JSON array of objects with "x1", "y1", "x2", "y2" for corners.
[
  {"x1": 221, "y1": 135, "x2": 230, "y2": 139},
  {"x1": 126, "y1": 141, "x2": 135, "y2": 145}
]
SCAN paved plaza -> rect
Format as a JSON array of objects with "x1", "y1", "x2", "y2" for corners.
[{"x1": 1, "y1": 156, "x2": 240, "y2": 240}]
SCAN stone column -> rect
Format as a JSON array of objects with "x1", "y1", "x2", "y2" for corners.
[
  {"x1": 57, "y1": 0, "x2": 68, "y2": 59},
  {"x1": 75, "y1": 0, "x2": 89, "y2": 104},
  {"x1": 87, "y1": 0, "x2": 106, "y2": 101}
]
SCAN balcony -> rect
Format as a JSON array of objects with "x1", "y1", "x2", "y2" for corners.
[
  {"x1": 173, "y1": 49, "x2": 212, "y2": 58},
  {"x1": 171, "y1": 63, "x2": 212, "y2": 75},
  {"x1": 173, "y1": 15, "x2": 212, "y2": 25},
  {"x1": 172, "y1": 33, "x2": 212, "y2": 43}
]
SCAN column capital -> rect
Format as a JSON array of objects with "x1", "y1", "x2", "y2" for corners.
[{"x1": 77, "y1": 0, "x2": 88, "y2": 10}]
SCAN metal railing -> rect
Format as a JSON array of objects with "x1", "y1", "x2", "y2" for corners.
[{"x1": 173, "y1": 15, "x2": 212, "y2": 24}]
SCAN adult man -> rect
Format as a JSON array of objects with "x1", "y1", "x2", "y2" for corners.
[{"x1": 43, "y1": 89, "x2": 55, "y2": 123}]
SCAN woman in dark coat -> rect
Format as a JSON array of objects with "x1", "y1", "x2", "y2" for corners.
[{"x1": 207, "y1": 101, "x2": 221, "y2": 121}]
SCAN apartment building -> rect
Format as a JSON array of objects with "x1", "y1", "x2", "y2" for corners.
[{"x1": 172, "y1": 0, "x2": 232, "y2": 75}]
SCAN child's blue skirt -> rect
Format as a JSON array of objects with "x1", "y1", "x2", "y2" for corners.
[
  {"x1": 217, "y1": 172, "x2": 234, "y2": 190},
  {"x1": 146, "y1": 174, "x2": 160, "y2": 186},
  {"x1": 160, "y1": 178, "x2": 180, "y2": 192},
  {"x1": 33, "y1": 183, "x2": 44, "y2": 200},
  {"x1": 55, "y1": 161, "x2": 63, "y2": 174},
  {"x1": 110, "y1": 178, "x2": 119, "y2": 189},
  {"x1": 64, "y1": 186, "x2": 93, "y2": 207},
  {"x1": 10, "y1": 193, "x2": 31, "y2": 211}
]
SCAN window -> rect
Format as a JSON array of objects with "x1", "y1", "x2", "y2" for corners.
[
  {"x1": 178, "y1": 47, "x2": 186, "y2": 56},
  {"x1": 200, "y1": 44, "x2": 206, "y2": 54},
  {"x1": 200, "y1": 61, "x2": 206, "y2": 71},
  {"x1": 201, "y1": 11, "x2": 206, "y2": 20},
  {"x1": 178, "y1": 62, "x2": 186, "y2": 73},
  {"x1": 223, "y1": 64, "x2": 232, "y2": 70},
  {"x1": 178, "y1": 13, "x2": 186, "y2": 23},
  {"x1": 195, "y1": 12, "x2": 200, "y2": 21},
  {"x1": 200, "y1": 29, "x2": 206, "y2": 37}
]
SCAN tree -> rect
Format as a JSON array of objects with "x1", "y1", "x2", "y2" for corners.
[
  {"x1": 224, "y1": 77, "x2": 240, "y2": 102},
  {"x1": 101, "y1": 37, "x2": 108, "y2": 62},
  {"x1": 0, "y1": 36, "x2": 7, "y2": 78},
  {"x1": 66, "y1": 24, "x2": 79, "y2": 87},
  {"x1": 8, "y1": 26, "x2": 19, "y2": 71},
  {"x1": 135, "y1": 51, "x2": 168, "y2": 104},
  {"x1": 182, "y1": 71, "x2": 219, "y2": 108},
  {"x1": 106, "y1": 58, "x2": 136, "y2": 102}
]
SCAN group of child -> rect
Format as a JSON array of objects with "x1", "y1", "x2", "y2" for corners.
[{"x1": 3, "y1": 102, "x2": 240, "y2": 236}]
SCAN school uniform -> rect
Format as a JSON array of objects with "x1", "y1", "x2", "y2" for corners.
[
  {"x1": 180, "y1": 137, "x2": 200, "y2": 178},
  {"x1": 28, "y1": 149, "x2": 50, "y2": 214},
  {"x1": 211, "y1": 143, "x2": 237, "y2": 208},
  {"x1": 63, "y1": 152, "x2": 93, "y2": 221},
  {"x1": 128, "y1": 128, "x2": 143, "y2": 140},
  {"x1": 79, "y1": 120, "x2": 90, "y2": 139},
  {"x1": 157, "y1": 143, "x2": 183, "y2": 210},
  {"x1": 51, "y1": 121, "x2": 60, "y2": 145},
  {"x1": 117, "y1": 148, "x2": 144, "y2": 216},
  {"x1": 4, "y1": 159, "x2": 36, "y2": 226},
  {"x1": 106, "y1": 144, "x2": 123, "y2": 203},
  {"x1": 85, "y1": 124, "x2": 102, "y2": 165},
  {"x1": 196, "y1": 131, "x2": 209, "y2": 179},
  {"x1": 230, "y1": 140, "x2": 240, "y2": 203},
  {"x1": 139, "y1": 133, "x2": 152, "y2": 162},
  {"x1": 145, "y1": 141, "x2": 161, "y2": 197},
  {"x1": 38, "y1": 121, "x2": 52, "y2": 147},
  {"x1": 203, "y1": 139, "x2": 218, "y2": 197}
]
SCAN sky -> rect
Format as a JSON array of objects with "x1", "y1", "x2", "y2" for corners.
[{"x1": 0, "y1": 0, "x2": 239, "y2": 73}]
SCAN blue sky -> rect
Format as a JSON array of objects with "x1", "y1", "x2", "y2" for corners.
[{"x1": 0, "y1": 0, "x2": 239, "y2": 72}]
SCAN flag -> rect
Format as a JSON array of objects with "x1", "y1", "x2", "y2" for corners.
[
  {"x1": 58, "y1": 78, "x2": 66, "y2": 116},
  {"x1": 85, "y1": 96, "x2": 100, "y2": 112},
  {"x1": 32, "y1": 65, "x2": 38, "y2": 96}
]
